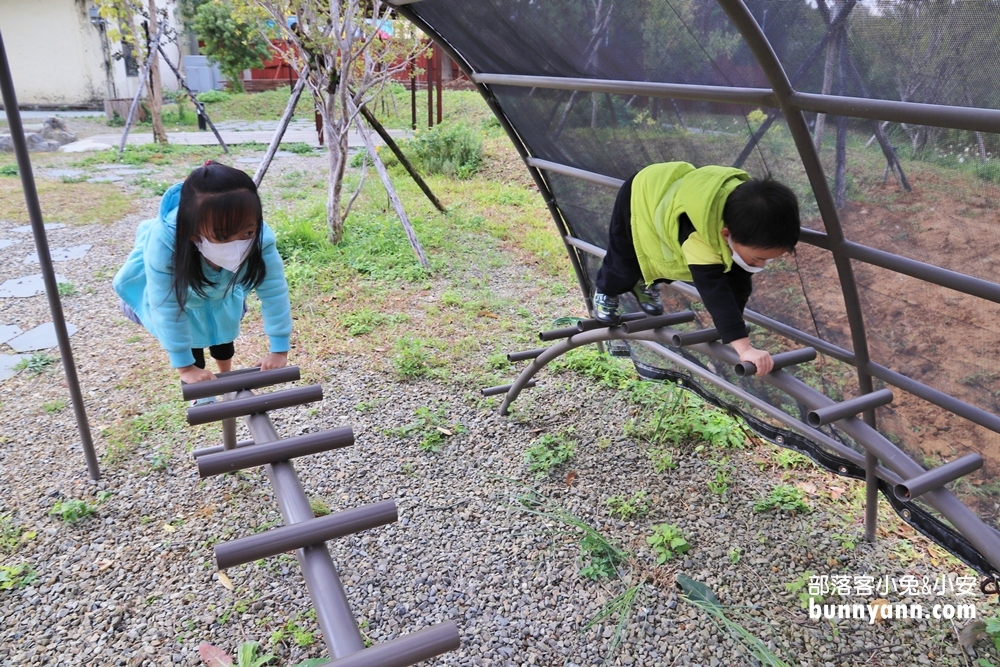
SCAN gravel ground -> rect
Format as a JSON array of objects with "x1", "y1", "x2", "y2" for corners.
[{"x1": 1, "y1": 140, "x2": 996, "y2": 667}]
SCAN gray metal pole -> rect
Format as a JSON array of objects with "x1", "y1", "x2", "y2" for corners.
[
  {"x1": 0, "y1": 30, "x2": 100, "y2": 480},
  {"x1": 241, "y1": 393, "x2": 366, "y2": 659}
]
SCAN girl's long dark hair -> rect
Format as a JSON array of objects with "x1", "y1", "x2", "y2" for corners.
[{"x1": 172, "y1": 162, "x2": 267, "y2": 309}]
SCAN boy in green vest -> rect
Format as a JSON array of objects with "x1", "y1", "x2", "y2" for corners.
[{"x1": 593, "y1": 162, "x2": 800, "y2": 376}]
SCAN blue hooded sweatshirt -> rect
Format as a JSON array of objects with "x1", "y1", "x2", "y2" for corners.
[{"x1": 113, "y1": 183, "x2": 292, "y2": 368}]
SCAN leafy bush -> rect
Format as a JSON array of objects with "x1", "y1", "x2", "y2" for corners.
[
  {"x1": 196, "y1": 89, "x2": 232, "y2": 104},
  {"x1": 0, "y1": 164, "x2": 18, "y2": 177},
  {"x1": 406, "y1": 123, "x2": 483, "y2": 179}
]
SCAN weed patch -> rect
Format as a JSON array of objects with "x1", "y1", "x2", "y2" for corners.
[
  {"x1": 0, "y1": 514, "x2": 36, "y2": 554},
  {"x1": 754, "y1": 485, "x2": 811, "y2": 514},
  {"x1": 647, "y1": 523, "x2": 690, "y2": 564},
  {"x1": 524, "y1": 432, "x2": 576, "y2": 477},
  {"x1": 0, "y1": 562, "x2": 37, "y2": 590},
  {"x1": 49, "y1": 499, "x2": 97, "y2": 523}
]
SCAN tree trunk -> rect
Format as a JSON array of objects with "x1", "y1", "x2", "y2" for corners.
[
  {"x1": 322, "y1": 92, "x2": 349, "y2": 245},
  {"x1": 813, "y1": 32, "x2": 838, "y2": 152},
  {"x1": 147, "y1": 0, "x2": 168, "y2": 144}
]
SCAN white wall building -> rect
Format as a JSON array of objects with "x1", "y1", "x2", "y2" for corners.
[{"x1": 0, "y1": 0, "x2": 186, "y2": 108}]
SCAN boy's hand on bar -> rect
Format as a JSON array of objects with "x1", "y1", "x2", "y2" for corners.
[{"x1": 731, "y1": 338, "x2": 774, "y2": 376}]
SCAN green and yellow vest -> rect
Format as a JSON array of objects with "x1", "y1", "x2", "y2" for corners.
[{"x1": 630, "y1": 162, "x2": 750, "y2": 283}]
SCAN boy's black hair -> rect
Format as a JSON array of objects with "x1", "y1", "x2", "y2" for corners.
[
  {"x1": 172, "y1": 161, "x2": 266, "y2": 309},
  {"x1": 722, "y1": 178, "x2": 800, "y2": 250}
]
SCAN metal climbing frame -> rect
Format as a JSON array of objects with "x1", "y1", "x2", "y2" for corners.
[
  {"x1": 184, "y1": 367, "x2": 460, "y2": 666},
  {"x1": 486, "y1": 310, "x2": 1000, "y2": 575},
  {"x1": 392, "y1": 1, "x2": 1000, "y2": 575}
]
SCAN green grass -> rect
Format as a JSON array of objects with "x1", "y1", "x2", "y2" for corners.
[
  {"x1": 101, "y1": 399, "x2": 190, "y2": 465},
  {"x1": 14, "y1": 354, "x2": 56, "y2": 376},
  {"x1": 754, "y1": 485, "x2": 811, "y2": 514},
  {"x1": 388, "y1": 406, "x2": 464, "y2": 453},
  {"x1": 42, "y1": 399, "x2": 68, "y2": 414},
  {"x1": 606, "y1": 492, "x2": 650, "y2": 521},
  {"x1": 0, "y1": 514, "x2": 36, "y2": 554},
  {"x1": 0, "y1": 562, "x2": 37, "y2": 590}
]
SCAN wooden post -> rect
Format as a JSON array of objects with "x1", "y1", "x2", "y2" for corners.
[
  {"x1": 427, "y1": 49, "x2": 433, "y2": 128},
  {"x1": 254, "y1": 77, "x2": 307, "y2": 187}
]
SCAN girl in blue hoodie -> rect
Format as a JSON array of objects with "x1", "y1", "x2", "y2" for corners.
[{"x1": 114, "y1": 161, "x2": 292, "y2": 385}]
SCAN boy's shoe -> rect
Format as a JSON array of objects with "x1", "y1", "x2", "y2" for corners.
[
  {"x1": 593, "y1": 292, "x2": 621, "y2": 324},
  {"x1": 633, "y1": 283, "x2": 664, "y2": 316}
]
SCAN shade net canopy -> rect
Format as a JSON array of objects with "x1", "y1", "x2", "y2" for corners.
[{"x1": 398, "y1": 0, "x2": 1000, "y2": 573}]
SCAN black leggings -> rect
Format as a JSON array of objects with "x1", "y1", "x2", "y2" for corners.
[
  {"x1": 595, "y1": 174, "x2": 644, "y2": 295},
  {"x1": 191, "y1": 343, "x2": 235, "y2": 369}
]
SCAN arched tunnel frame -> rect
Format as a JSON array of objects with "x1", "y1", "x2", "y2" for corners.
[{"x1": 391, "y1": 0, "x2": 1000, "y2": 576}]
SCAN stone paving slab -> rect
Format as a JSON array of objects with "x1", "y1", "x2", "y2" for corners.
[
  {"x1": 43, "y1": 169, "x2": 85, "y2": 179},
  {"x1": 0, "y1": 273, "x2": 69, "y2": 297},
  {"x1": 11, "y1": 223, "x2": 66, "y2": 233},
  {"x1": 23, "y1": 244, "x2": 91, "y2": 263},
  {"x1": 6, "y1": 322, "x2": 79, "y2": 352},
  {"x1": 0, "y1": 239, "x2": 20, "y2": 250},
  {"x1": 0, "y1": 324, "x2": 22, "y2": 345},
  {"x1": 86, "y1": 175, "x2": 124, "y2": 183},
  {"x1": 0, "y1": 354, "x2": 30, "y2": 381},
  {"x1": 77, "y1": 126, "x2": 409, "y2": 149}
]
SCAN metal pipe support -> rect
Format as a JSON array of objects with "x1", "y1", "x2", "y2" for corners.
[
  {"x1": 187, "y1": 385, "x2": 324, "y2": 425},
  {"x1": 198, "y1": 426, "x2": 355, "y2": 477},
  {"x1": 894, "y1": 453, "x2": 984, "y2": 501},
  {"x1": 807, "y1": 388, "x2": 894, "y2": 426},
  {"x1": 735, "y1": 347, "x2": 817, "y2": 377}
]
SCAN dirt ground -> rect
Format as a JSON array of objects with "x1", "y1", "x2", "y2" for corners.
[{"x1": 753, "y1": 167, "x2": 1000, "y2": 522}]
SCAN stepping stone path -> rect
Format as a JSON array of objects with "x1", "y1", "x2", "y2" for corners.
[
  {"x1": 44, "y1": 169, "x2": 85, "y2": 180},
  {"x1": 0, "y1": 324, "x2": 22, "y2": 345},
  {"x1": 86, "y1": 175, "x2": 124, "y2": 183},
  {"x1": 0, "y1": 273, "x2": 69, "y2": 297},
  {"x1": 1, "y1": 221, "x2": 81, "y2": 380},
  {"x1": 11, "y1": 223, "x2": 65, "y2": 233},
  {"x1": 24, "y1": 244, "x2": 91, "y2": 264},
  {"x1": 0, "y1": 354, "x2": 30, "y2": 381},
  {"x1": 7, "y1": 322, "x2": 79, "y2": 353}
]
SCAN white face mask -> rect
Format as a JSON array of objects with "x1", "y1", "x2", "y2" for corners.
[
  {"x1": 195, "y1": 237, "x2": 254, "y2": 273},
  {"x1": 726, "y1": 236, "x2": 772, "y2": 274}
]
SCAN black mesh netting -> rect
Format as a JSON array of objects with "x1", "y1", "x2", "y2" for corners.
[{"x1": 403, "y1": 0, "x2": 1000, "y2": 573}]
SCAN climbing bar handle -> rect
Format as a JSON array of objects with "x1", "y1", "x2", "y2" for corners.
[
  {"x1": 539, "y1": 326, "x2": 582, "y2": 341},
  {"x1": 187, "y1": 385, "x2": 324, "y2": 425},
  {"x1": 197, "y1": 426, "x2": 355, "y2": 478},
  {"x1": 894, "y1": 453, "x2": 984, "y2": 501},
  {"x1": 482, "y1": 379, "x2": 537, "y2": 396},
  {"x1": 215, "y1": 500, "x2": 398, "y2": 570},
  {"x1": 807, "y1": 388, "x2": 894, "y2": 427},
  {"x1": 320, "y1": 622, "x2": 462, "y2": 667},
  {"x1": 576, "y1": 312, "x2": 648, "y2": 332},
  {"x1": 735, "y1": 347, "x2": 817, "y2": 377},
  {"x1": 670, "y1": 328, "x2": 720, "y2": 347},
  {"x1": 620, "y1": 310, "x2": 696, "y2": 334},
  {"x1": 508, "y1": 347, "x2": 548, "y2": 362},
  {"x1": 192, "y1": 439, "x2": 254, "y2": 459},
  {"x1": 182, "y1": 366, "x2": 302, "y2": 401}
]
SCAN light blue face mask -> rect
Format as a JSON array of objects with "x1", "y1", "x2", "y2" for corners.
[{"x1": 727, "y1": 236, "x2": 773, "y2": 274}]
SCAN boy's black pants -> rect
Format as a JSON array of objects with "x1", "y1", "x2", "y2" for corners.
[{"x1": 595, "y1": 175, "x2": 645, "y2": 296}]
